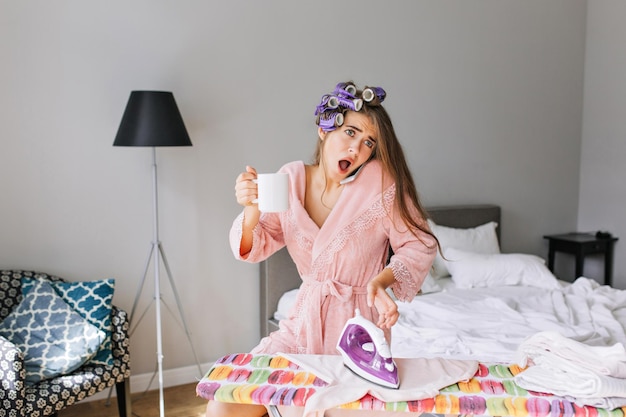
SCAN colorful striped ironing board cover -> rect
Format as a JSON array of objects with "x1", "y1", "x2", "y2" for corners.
[{"x1": 195, "y1": 353, "x2": 626, "y2": 416}]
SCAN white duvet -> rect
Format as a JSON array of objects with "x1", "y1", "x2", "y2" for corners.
[{"x1": 392, "y1": 277, "x2": 626, "y2": 364}]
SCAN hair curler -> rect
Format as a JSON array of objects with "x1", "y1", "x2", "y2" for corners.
[
  {"x1": 362, "y1": 86, "x2": 386, "y2": 105},
  {"x1": 317, "y1": 111, "x2": 345, "y2": 131}
]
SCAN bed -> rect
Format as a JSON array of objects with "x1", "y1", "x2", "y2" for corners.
[{"x1": 198, "y1": 204, "x2": 626, "y2": 416}]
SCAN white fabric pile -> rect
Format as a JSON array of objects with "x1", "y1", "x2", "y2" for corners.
[
  {"x1": 279, "y1": 353, "x2": 478, "y2": 417},
  {"x1": 515, "y1": 331, "x2": 626, "y2": 409}
]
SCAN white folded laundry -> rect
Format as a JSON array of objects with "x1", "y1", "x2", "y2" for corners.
[
  {"x1": 517, "y1": 331, "x2": 626, "y2": 378},
  {"x1": 515, "y1": 351, "x2": 626, "y2": 399},
  {"x1": 515, "y1": 331, "x2": 626, "y2": 408}
]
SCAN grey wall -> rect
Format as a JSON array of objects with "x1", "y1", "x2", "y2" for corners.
[
  {"x1": 0, "y1": 0, "x2": 590, "y2": 381},
  {"x1": 578, "y1": 0, "x2": 626, "y2": 288}
]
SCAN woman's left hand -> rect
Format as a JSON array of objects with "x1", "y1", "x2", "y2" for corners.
[{"x1": 367, "y1": 276, "x2": 399, "y2": 329}]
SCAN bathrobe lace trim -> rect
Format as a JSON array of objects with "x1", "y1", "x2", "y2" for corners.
[{"x1": 388, "y1": 258, "x2": 417, "y2": 301}]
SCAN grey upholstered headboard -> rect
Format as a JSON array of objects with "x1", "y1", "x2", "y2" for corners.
[{"x1": 259, "y1": 204, "x2": 501, "y2": 337}]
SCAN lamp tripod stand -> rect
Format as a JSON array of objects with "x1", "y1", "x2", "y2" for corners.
[
  {"x1": 129, "y1": 148, "x2": 203, "y2": 417},
  {"x1": 113, "y1": 91, "x2": 200, "y2": 417}
]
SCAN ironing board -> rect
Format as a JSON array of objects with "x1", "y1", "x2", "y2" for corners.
[{"x1": 195, "y1": 353, "x2": 626, "y2": 416}]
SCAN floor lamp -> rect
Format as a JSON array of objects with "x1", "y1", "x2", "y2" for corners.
[{"x1": 113, "y1": 91, "x2": 202, "y2": 417}]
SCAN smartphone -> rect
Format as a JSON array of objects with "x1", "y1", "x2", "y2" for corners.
[{"x1": 340, "y1": 163, "x2": 366, "y2": 185}]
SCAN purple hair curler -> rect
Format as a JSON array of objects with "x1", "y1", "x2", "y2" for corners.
[
  {"x1": 315, "y1": 95, "x2": 339, "y2": 115},
  {"x1": 314, "y1": 82, "x2": 386, "y2": 130},
  {"x1": 362, "y1": 86, "x2": 386, "y2": 105},
  {"x1": 317, "y1": 111, "x2": 344, "y2": 131},
  {"x1": 335, "y1": 96, "x2": 363, "y2": 112},
  {"x1": 333, "y1": 82, "x2": 357, "y2": 98}
]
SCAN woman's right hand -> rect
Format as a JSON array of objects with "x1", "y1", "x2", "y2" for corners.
[
  {"x1": 235, "y1": 166, "x2": 261, "y2": 258},
  {"x1": 235, "y1": 166, "x2": 258, "y2": 207}
]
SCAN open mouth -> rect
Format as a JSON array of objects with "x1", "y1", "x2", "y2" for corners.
[{"x1": 338, "y1": 159, "x2": 352, "y2": 173}]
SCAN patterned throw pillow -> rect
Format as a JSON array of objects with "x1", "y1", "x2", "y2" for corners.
[
  {"x1": 21, "y1": 277, "x2": 115, "y2": 365},
  {"x1": 0, "y1": 280, "x2": 105, "y2": 384}
]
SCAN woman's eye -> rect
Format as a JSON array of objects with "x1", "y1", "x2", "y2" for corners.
[
  {"x1": 364, "y1": 139, "x2": 375, "y2": 149},
  {"x1": 345, "y1": 129, "x2": 355, "y2": 137}
]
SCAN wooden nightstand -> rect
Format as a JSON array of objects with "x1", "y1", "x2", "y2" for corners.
[{"x1": 543, "y1": 232, "x2": 618, "y2": 286}]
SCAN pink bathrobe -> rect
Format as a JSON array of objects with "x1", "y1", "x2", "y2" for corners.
[{"x1": 230, "y1": 160, "x2": 436, "y2": 355}]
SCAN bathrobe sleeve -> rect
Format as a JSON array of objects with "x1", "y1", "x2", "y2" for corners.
[
  {"x1": 229, "y1": 210, "x2": 285, "y2": 262},
  {"x1": 228, "y1": 162, "x2": 303, "y2": 263},
  {"x1": 384, "y1": 198, "x2": 437, "y2": 302}
]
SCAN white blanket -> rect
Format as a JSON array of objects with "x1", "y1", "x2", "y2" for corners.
[
  {"x1": 279, "y1": 353, "x2": 478, "y2": 417},
  {"x1": 514, "y1": 331, "x2": 626, "y2": 409},
  {"x1": 392, "y1": 277, "x2": 626, "y2": 363}
]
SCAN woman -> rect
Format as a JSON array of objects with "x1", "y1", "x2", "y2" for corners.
[{"x1": 206, "y1": 81, "x2": 438, "y2": 417}]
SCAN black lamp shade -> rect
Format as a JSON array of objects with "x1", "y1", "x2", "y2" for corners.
[{"x1": 114, "y1": 91, "x2": 192, "y2": 147}]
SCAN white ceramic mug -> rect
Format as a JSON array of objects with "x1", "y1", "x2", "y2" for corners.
[{"x1": 253, "y1": 173, "x2": 289, "y2": 212}]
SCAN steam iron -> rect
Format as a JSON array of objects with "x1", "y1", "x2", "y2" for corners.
[{"x1": 336, "y1": 309, "x2": 400, "y2": 389}]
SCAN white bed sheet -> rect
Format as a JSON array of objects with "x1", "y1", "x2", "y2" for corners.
[
  {"x1": 274, "y1": 277, "x2": 626, "y2": 365},
  {"x1": 392, "y1": 277, "x2": 626, "y2": 363}
]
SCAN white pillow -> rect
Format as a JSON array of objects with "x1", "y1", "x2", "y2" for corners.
[
  {"x1": 445, "y1": 248, "x2": 560, "y2": 290},
  {"x1": 274, "y1": 288, "x2": 299, "y2": 321},
  {"x1": 428, "y1": 219, "x2": 500, "y2": 278}
]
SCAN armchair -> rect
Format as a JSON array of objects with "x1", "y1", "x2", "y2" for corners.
[{"x1": 0, "y1": 270, "x2": 131, "y2": 417}]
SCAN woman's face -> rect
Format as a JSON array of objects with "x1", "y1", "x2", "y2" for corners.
[{"x1": 318, "y1": 111, "x2": 378, "y2": 183}]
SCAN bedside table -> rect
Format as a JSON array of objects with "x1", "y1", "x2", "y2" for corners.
[{"x1": 543, "y1": 232, "x2": 618, "y2": 286}]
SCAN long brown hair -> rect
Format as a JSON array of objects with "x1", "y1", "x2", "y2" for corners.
[{"x1": 312, "y1": 88, "x2": 438, "y2": 248}]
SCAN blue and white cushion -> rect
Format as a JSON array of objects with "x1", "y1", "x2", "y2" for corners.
[
  {"x1": 0, "y1": 280, "x2": 105, "y2": 384},
  {"x1": 21, "y1": 277, "x2": 115, "y2": 365}
]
